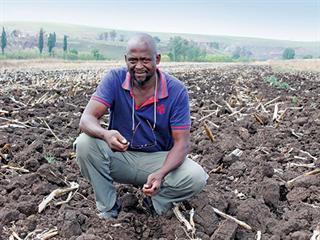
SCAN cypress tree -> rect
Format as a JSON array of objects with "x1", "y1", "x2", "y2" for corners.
[
  {"x1": 63, "y1": 35, "x2": 68, "y2": 52},
  {"x1": 1, "y1": 27, "x2": 7, "y2": 55},
  {"x1": 53, "y1": 32, "x2": 56, "y2": 48},
  {"x1": 47, "y1": 32, "x2": 57, "y2": 56},
  {"x1": 47, "y1": 33, "x2": 54, "y2": 55},
  {"x1": 38, "y1": 28, "x2": 44, "y2": 54}
]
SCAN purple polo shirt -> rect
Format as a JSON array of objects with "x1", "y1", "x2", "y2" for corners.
[{"x1": 91, "y1": 67, "x2": 191, "y2": 152}]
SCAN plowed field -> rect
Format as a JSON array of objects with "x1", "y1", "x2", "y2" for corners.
[{"x1": 1, "y1": 60, "x2": 319, "y2": 240}]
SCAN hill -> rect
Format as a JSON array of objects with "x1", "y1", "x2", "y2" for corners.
[{"x1": 2, "y1": 21, "x2": 320, "y2": 60}]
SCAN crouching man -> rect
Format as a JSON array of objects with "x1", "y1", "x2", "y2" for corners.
[{"x1": 75, "y1": 33, "x2": 208, "y2": 219}]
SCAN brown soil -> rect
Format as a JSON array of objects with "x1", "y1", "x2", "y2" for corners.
[{"x1": 0, "y1": 62, "x2": 319, "y2": 240}]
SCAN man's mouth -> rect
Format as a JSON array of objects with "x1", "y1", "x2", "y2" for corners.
[
  {"x1": 135, "y1": 72, "x2": 146, "y2": 76},
  {"x1": 134, "y1": 72, "x2": 146, "y2": 79}
]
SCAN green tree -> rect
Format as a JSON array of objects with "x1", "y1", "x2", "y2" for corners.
[
  {"x1": 110, "y1": 30, "x2": 117, "y2": 41},
  {"x1": 167, "y1": 36, "x2": 204, "y2": 61},
  {"x1": 119, "y1": 34, "x2": 125, "y2": 42},
  {"x1": 104, "y1": 32, "x2": 108, "y2": 40},
  {"x1": 68, "y1": 48, "x2": 78, "y2": 60},
  {"x1": 98, "y1": 32, "x2": 109, "y2": 41},
  {"x1": 186, "y1": 41, "x2": 205, "y2": 61},
  {"x1": 91, "y1": 48, "x2": 105, "y2": 60},
  {"x1": 38, "y1": 28, "x2": 44, "y2": 54},
  {"x1": 53, "y1": 32, "x2": 56, "y2": 46},
  {"x1": 1, "y1": 27, "x2": 7, "y2": 54},
  {"x1": 167, "y1": 36, "x2": 188, "y2": 61},
  {"x1": 303, "y1": 54, "x2": 313, "y2": 59},
  {"x1": 282, "y1": 48, "x2": 295, "y2": 59},
  {"x1": 232, "y1": 46, "x2": 241, "y2": 59},
  {"x1": 210, "y1": 42, "x2": 219, "y2": 49},
  {"x1": 63, "y1": 35, "x2": 68, "y2": 52},
  {"x1": 47, "y1": 33, "x2": 56, "y2": 55}
]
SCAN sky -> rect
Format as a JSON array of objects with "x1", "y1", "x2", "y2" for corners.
[{"x1": 0, "y1": 0, "x2": 319, "y2": 42}]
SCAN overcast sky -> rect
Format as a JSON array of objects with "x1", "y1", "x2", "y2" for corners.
[{"x1": 1, "y1": 0, "x2": 319, "y2": 41}]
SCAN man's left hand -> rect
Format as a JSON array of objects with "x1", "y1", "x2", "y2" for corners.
[{"x1": 143, "y1": 171, "x2": 164, "y2": 196}]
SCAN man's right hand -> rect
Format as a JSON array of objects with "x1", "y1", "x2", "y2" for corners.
[{"x1": 104, "y1": 130, "x2": 129, "y2": 151}]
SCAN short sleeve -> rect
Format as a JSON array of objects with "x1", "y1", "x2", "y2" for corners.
[
  {"x1": 91, "y1": 70, "x2": 116, "y2": 108},
  {"x1": 170, "y1": 87, "x2": 191, "y2": 131}
]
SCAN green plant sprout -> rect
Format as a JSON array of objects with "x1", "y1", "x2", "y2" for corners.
[{"x1": 263, "y1": 75, "x2": 290, "y2": 90}]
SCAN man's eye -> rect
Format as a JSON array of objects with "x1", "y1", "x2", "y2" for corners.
[
  {"x1": 129, "y1": 59, "x2": 137, "y2": 64},
  {"x1": 143, "y1": 59, "x2": 151, "y2": 64}
]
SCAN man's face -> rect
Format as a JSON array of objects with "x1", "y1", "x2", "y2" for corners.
[{"x1": 125, "y1": 43, "x2": 160, "y2": 85}]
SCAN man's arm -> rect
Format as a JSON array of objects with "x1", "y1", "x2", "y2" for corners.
[
  {"x1": 80, "y1": 100, "x2": 129, "y2": 151},
  {"x1": 143, "y1": 130, "x2": 190, "y2": 196}
]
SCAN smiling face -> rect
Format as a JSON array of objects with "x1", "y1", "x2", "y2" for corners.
[{"x1": 125, "y1": 35, "x2": 161, "y2": 87}]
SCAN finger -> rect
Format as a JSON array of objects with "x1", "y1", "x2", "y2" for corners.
[
  {"x1": 142, "y1": 186, "x2": 151, "y2": 195},
  {"x1": 143, "y1": 183, "x2": 153, "y2": 194},
  {"x1": 123, "y1": 143, "x2": 129, "y2": 151},
  {"x1": 143, "y1": 188, "x2": 154, "y2": 195},
  {"x1": 114, "y1": 132, "x2": 128, "y2": 145},
  {"x1": 144, "y1": 188, "x2": 158, "y2": 196},
  {"x1": 111, "y1": 140, "x2": 128, "y2": 151},
  {"x1": 144, "y1": 192, "x2": 152, "y2": 197},
  {"x1": 144, "y1": 178, "x2": 152, "y2": 187},
  {"x1": 114, "y1": 139, "x2": 129, "y2": 152}
]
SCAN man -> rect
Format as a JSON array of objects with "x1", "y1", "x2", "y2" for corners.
[{"x1": 75, "y1": 33, "x2": 208, "y2": 219}]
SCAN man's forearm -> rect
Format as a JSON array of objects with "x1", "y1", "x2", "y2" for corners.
[
  {"x1": 79, "y1": 114, "x2": 107, "y2": 139},
  {"x1": 158, "y1": 142, "x2": 189, "y2": 178}
]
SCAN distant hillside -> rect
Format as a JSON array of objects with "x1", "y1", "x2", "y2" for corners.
[{"x1": 2, "y1": 21, "x2": 320, "y2": 60}]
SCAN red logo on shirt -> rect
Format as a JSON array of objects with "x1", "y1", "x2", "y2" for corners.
[{"x1": 157, "y1": 104, "x2": 165, "y2": 114}]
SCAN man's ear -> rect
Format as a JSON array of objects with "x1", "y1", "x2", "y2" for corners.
[{"x1": 156, "y1": 54, "x2": 161, "y2": 65}]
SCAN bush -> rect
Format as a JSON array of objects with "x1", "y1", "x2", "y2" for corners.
[
  {"x1": 263, "y1": 75, "x2": 290, "y2": 90},
  {"x1": 67, "y1": 48, "x2": 79, "y2": 60},
  {"x1": 282, "y1": 48, "x2": 295, "y2": 60},
  {"x1": 167, "y1": 36, "x2": 205, "y2": 61},
  {"x1": 1, "y1": 49, "x2": 43, "y2": 59},
  {"x1": 196, "y1": 54, "x2": 253, "y2": 63},
  {"x1": 202, "y1": 54, "x2": 234, "y2": 62},
  {"x1": 303, "y1": 54, "x2": 313, "y2": 59},
  {"x1": 160, "y1": 54, "x2": 170, "y2": 62},
  {"x1": 91, "y1": 48, "x2": 105, "y2": 60},
  {"x1": 0, "y1": 48, "x2": 111, "y2": 61}
]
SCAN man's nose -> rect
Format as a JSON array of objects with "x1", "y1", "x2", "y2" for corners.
[{"x1": 135, "y1": 60, "x2": 144, "y2": 68}]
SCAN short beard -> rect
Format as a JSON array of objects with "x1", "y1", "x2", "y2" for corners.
[{"x1": 133, "y1": 74, "x2": 152, "y2": 87}]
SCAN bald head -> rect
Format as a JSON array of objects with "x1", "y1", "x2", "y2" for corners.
[{"x1": 126, "y1": 33, "x2": 157, "y2": 55}]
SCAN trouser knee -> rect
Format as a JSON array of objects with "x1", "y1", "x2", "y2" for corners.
[
  {"x1": 165, "y1": 161, "x2": 208, "y2": 195},
  {"x1": 75, "y1": 133, "x2": 95, "y2": 160},
  {"x1": 74, "y1": 133, "x2": 110, "y2": 177},
  {"x1": 187, "y1": 167, "x2": 208, "y2": 194}
]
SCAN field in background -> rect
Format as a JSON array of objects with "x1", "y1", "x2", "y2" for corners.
[
  {"x1": 265, "y1": 59, "x2": 320, "y2": 72},
  {"x1": 1, "y1": 59, "x2": 320, "y2": 72}
]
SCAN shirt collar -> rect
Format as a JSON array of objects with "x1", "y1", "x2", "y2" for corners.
[{"x1": 121, "y1": 68, "x2": 168, "y2": 99}]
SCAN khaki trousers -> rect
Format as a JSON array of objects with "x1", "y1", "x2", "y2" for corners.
[{"x1": 75, "y1": 133, "x2": 208, "y2": 215}]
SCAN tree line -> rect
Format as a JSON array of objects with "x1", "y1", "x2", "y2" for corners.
[
  {"x1": 1, "y1": 27, "x2": 305, "y2": 61},
  {"x1": 34, "y1": 28, "x2": 68, "y2": 56},
  {"x1": 98, "y1": 30, "x2": 125, "y2": 42},
  {"x1": 1, "y1": 27, "x2": 68, "y2": 56}
]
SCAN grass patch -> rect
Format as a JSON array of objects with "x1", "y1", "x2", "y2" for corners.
[
  {"x1": 291, "y1": 96, "x2": 298, "y2": 105},
  {"x1": 44, "y1": 154, "x2": 57, "y2": 164},
  {"x1": 263, "y1": 75, "x2": 290, "y2": 90}
]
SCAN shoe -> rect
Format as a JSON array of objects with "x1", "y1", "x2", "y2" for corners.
[
  {"x1": 142, "y1": 197, "x2": 158, "y2": 217},
  {"x1": 98, "y1": 200, "x2": 122, "y2": 220}
]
